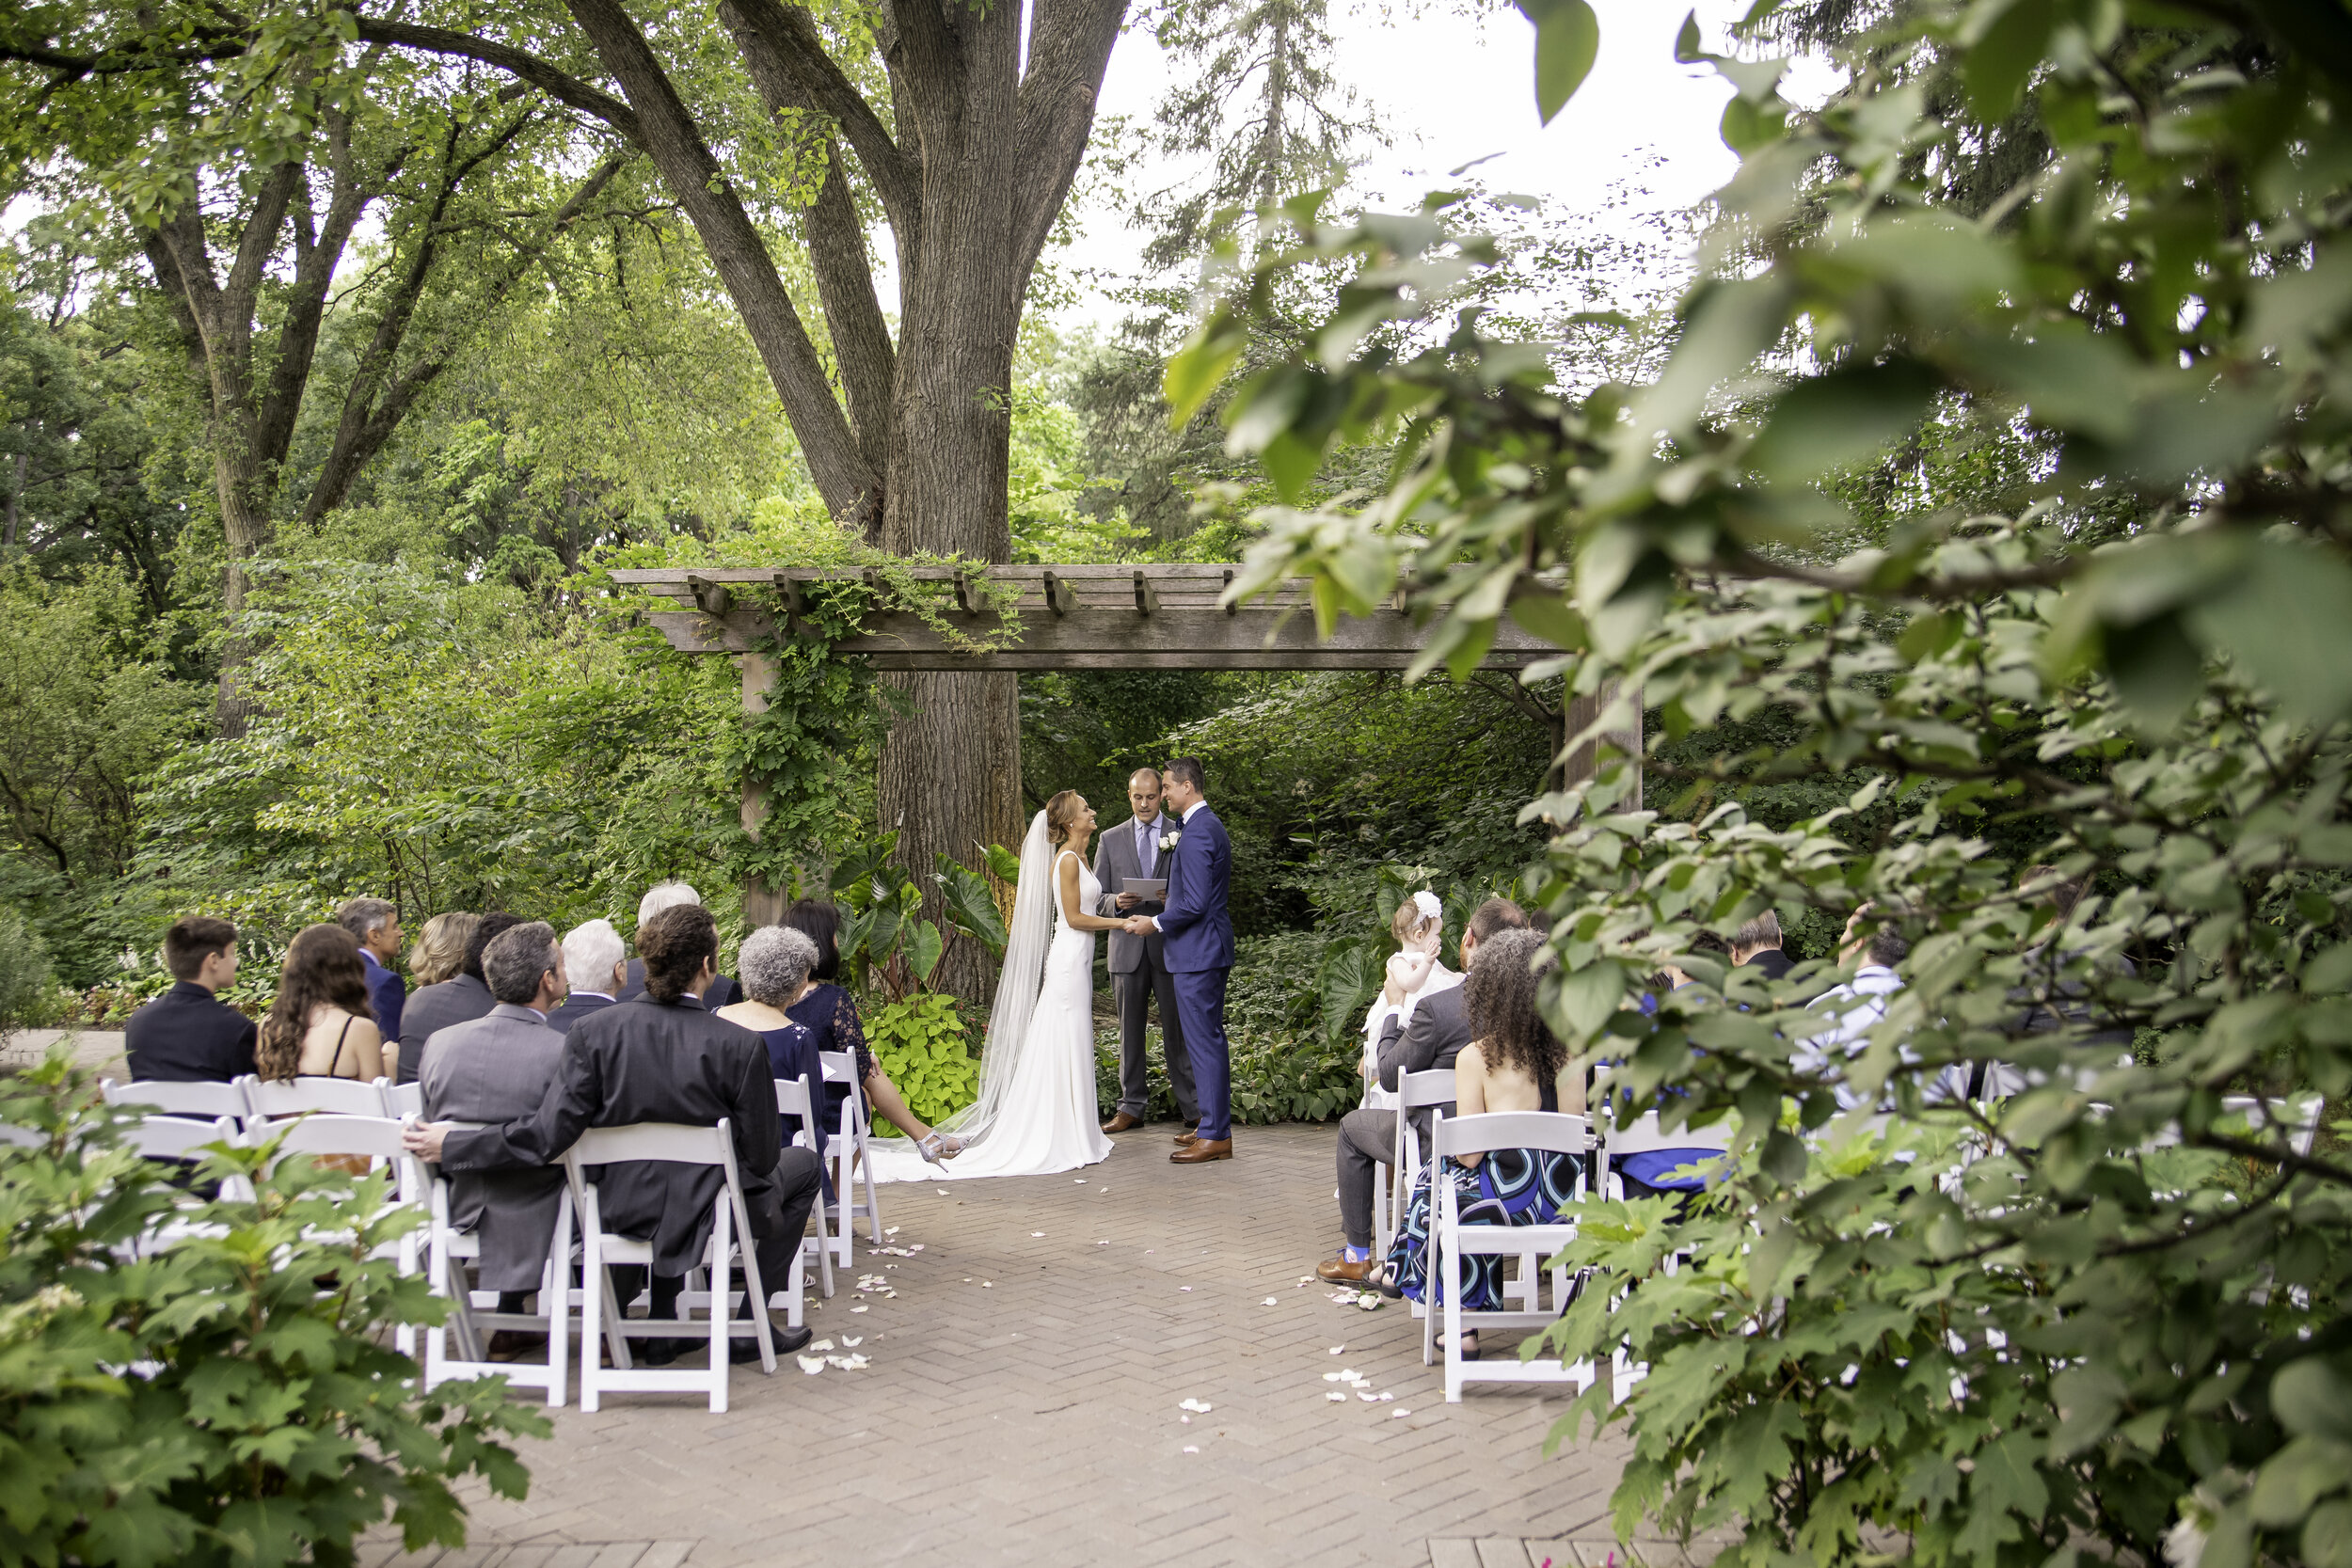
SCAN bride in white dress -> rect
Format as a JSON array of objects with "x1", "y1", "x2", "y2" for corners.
[{"x1": 866, "y1": 790, "x2": 1124, "y2": 1182}]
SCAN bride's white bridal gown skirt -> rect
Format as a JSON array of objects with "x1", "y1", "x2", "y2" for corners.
[{"x1": 866, "y1": 915, "x2": 1114, "y2": 1184}]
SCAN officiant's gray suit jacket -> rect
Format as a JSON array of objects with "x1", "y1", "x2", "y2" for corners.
[
  {"x1": 1093, "y1": 815, "x2": 1169, "y2": 974},
  {"x1": 419, "y1": 1002, "x2": 568, "y2": 1292}
]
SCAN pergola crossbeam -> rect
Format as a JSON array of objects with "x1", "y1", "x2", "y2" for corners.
[{"x1": 611, "y1": 565, "x2": 1551, "y2": 673}]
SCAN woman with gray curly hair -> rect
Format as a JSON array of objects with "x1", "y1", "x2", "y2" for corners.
[{"x1": 715, "y1": 927, "x2": 830, "y2": 1164}]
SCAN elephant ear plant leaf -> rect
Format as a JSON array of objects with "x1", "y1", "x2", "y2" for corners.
[
  {"x1": 1168, "y1": 1, "x2": 2352, "y2": 1564},
  {"x1": 0, "y1": 1050, "x2": 548, "y2": 1568}
]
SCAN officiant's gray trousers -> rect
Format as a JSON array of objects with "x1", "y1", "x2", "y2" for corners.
[
  {"x1": 1114, "y1": 960, "x2": 1197, "y2": 1121},
  {"x1": 1338, "y1": 1108, "x2": 1397, "y2": 1250}
]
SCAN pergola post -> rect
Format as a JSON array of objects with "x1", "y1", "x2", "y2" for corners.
[
  {"x1": 739, "y1": 651, "x2": 786, "y2": 927},
  {"x1": 1563, "y1": 677, "x2": 1643, "y2": 810}
]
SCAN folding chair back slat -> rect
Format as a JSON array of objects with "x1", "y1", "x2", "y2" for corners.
[
  {"x1": 1435, "y1": 1110, "x2": 1592, "y2": 1162},
  {"x1": 126, "y1": 1113, "x2": 242, "y2": 1162},
  {"x1": 386, "y1": 1081, "x2": 423, "y2": 1118},
  {"x1": 264, "y1": 1113, "x2": 409, "y2": 1164},
  {"x1": 102, "y1": 1076, "x2": 254, "y2": 1124},
  {"x1": 1381, "y1": 1069, "x2": 1455, "y2": 1259},
  {"x1": 246, "y1": 1075, "x2": 392, "y2": 1121},
  {"x1": 2220, "y1": 1093, "x2": 2325, "y2": 1161}
]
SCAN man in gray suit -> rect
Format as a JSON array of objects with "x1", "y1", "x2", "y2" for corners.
[
  {"x1": 419, "y1": 921, "x2": 571, "y2": 1348},
  {"x1": 1093, "y1": 767, "x2": 1198, "y2": 1133}
]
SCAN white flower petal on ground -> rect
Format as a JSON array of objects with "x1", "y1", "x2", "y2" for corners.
[
  {"x1": 1180, "y1": 1415, "x2": 1190, "y2": 1424},
  {"x1": 1032, "y1": 1231, "x2": 1045, "y2": 1238},
  {"x1": 1179, "y1": 1286, "x2": 1192, "y2": 1292},
  {"x1": 841, "y1": 1336, "x2": 863, "y2": 1347},
  {"x1": 980, "y1": 1281, "x2": 993, "y2": 1288},
  {"x1": 885, "y1": 1227, "x2": 899, "y2": 1235},
  {"x1": 1358, "y1": 1296, "x2": 1382, "y2": 1312},
  {"x1": 1391, "y1": 1408, "x2": 1410, "y2": 1418},
  {"x1": 1328, "y1": 1346, "x2": 1344, "y2": 1354},
  {"x1": 908, "y1": 1243, "x2": 924, "y2": 1251},
  {"x1": 849, "y1": 1305, "x2": 867, "y2": 1313},
  {"x1": 1359, "y1": 1392, "x2": 1382, "y2": 1402},
  {"x1": 797, "y1": 1355, "x2": 824, "y2": 1375},
  {"x1": 1326, "y1": 1391, "x2": 1347, "y2": 1402},
  {"x1": 1182, "y1": 1446, "x2": 1199, "y2": 1454},
  {"x1": 1262, "y1": 1296, "x2": 1278, "y2": 1306},
  {"x1": 811, "y1": 1339, "x2": 834, "y2": 1352},
  {"x1": 1177, "y1": 1398, "x2": 1212, "y2": 1413},
  {"x1": 1323, "y1": 1372, "x2": 1343, "y2": 1383}
]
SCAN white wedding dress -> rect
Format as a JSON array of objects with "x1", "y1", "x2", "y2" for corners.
[{"x1": 866, "y1": 819, "x2": 1113, "y2": 1183}]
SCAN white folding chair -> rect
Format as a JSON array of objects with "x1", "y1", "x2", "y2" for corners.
[
  {"x1": 262, "y1": 1114, "x2": 428, "y2": 1305},
  {"x1": 102, "y1": 1075, "x2": 257, "y2": 1126},
  {"x1": 771, "y1": 1077, "x2": 836, "y2": 1323},
  {"x1": 385, "y1": 1081, "x2": 423, "y2": 1118},
  {"x1": 421, "y1": 1167, "x2": 577, "y2": 1405},
  {"x1": 820, "y1": 1049, "x2": 882, "y2": 1263},
  {"x1": 566, "y1": 1120, "x2": 778, "y2": 1413},
  {"x1": 246, "y1": 1075, "x2": 396, "y2": 1122},
  {"x1": 1421, "y1": 1109, "x2": 1597, "y2": 1402},
  {"x1": 1382, "y1": 1069, "x2": 1454, "y2": 1264},
  {"x1": 121, "y1": 1114, "x2": 252, "y2": 1253},
  {"x1": 1595, "y1": 1107, "x2": 1735, "y2": 1201}
]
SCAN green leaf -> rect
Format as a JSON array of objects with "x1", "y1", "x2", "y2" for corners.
[
  {"x1": 906, "y1": 920, "x2": 944, "y2": 986},
  {"x1": 2188, "y1": 538, "x2": 2352, "y2": 723},
  {"x1": 1516, "y1": 0, "x2": 1601, "y2": 124},
  {"x1": 1962, "y1": 0, "x2": 2053, "y2": 120},
  {"x1": 1746, "y1": 358, "x2": 1939, "y2": 483},
  {"x1": 1508, "y1": 592, "x2": 1587, "y2": 649},
  {"x1": 1165, "y1": 327, "x2": 1245, "y2": 424}
]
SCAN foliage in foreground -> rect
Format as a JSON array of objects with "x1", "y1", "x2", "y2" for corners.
[
  {"x1": 1174, "y1": 0, "x2": 2352, "y2": 1562},
  {"x1": 0, "y1": 1053, "x2": 547, "y2": 1566}
]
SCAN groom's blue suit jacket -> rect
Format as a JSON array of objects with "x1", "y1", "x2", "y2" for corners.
[{"x1": 1156, "y1": 805, "x2": 1234, "y2": 973}]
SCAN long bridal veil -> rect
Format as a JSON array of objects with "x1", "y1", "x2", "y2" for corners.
[{"x1": 927, "y1": 807, "x2": 1056, "y2": 1149}]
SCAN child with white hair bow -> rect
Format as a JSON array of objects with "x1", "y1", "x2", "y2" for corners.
[{"x1": 1359, "y1": 890, "x2": 1463, "y2": 1110}]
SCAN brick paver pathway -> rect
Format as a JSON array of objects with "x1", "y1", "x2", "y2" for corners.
[{"x1": 367, "y1": 1122, "x2": 1710, "y2": 1568}]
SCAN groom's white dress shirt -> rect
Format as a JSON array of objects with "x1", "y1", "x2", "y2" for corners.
[{"x1": 1142, "y1": 800, "x2": 1208, "y2": 933}]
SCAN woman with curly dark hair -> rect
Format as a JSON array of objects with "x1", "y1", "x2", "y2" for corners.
[
  {"x1": 257, "y1": 923, "x2": 386, "y2": 1083},
  {"x1": 1375, "y1": 927, "x2": 1585, "y2": 1353}
]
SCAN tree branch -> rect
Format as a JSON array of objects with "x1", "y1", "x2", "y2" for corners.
[
  {"x1": 1010, "y1": 0, "x2": 1129, "y2": 278},
  {"x1": 352, "y1": 15, "x2": 645, "y2": 145},
  {"x1": 718, "y1": 0, "x2": 919, "y2": 238}
]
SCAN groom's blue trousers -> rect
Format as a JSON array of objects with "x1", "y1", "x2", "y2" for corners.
[{"x1": 1171, "y1": 967, "x2": 1232, "y2": 1141}]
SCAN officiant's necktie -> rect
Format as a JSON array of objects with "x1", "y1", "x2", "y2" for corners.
[{"x1": 1138, "y1": 816, "x2": 1156, "y2": 875}]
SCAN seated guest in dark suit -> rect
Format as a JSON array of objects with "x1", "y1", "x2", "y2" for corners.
[
  {"x1": 714, "y1": 927, "x2": 828, "y2": 1172},
  {"x1": 124, "y1": 916, "x2": 259, "y2": 1083},
  {"x1": 548, "y1": 919, "x2": 626, "y2": 1036},
  {"x1": 615, "y1": 883, "x2": 739, "y2": 1010},
  {"x1": 1730, "y1": 909, "x2": 1795, "y2": 983},
  {"x1": 420, "y1": 921, "x2": 572, "y2": 1351},
  {"x1": 405, "y1": 903, "x2": 821, "y2": 1362},
  {"x1": 336, "y1": 896, "x2": 407, "y2": 1054},
  {"x1": 396, "y1": 912, "x2": 520, "y2": 1084},
  {"x1": 1316, "y1": 897, "x2": 1529, "y2": 1284}
]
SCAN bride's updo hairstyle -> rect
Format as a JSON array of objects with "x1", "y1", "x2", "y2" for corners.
[
  {"x1": 1046, "y1": 789, "x2": 1088, "y2": 847},
  {"x1": 1391, "y1": 889, "x2": 1443, "y2": 947}
]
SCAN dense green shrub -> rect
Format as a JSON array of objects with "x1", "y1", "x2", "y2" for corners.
[
  {"x1": 0, "y1": 1052, "x2": 547, "y2": 1566},
  {"x1": 1175, "y1": 0, "x2": 2352, "y2": 1560},
  {"x1": 1091, "y1": 1024, "x2": 1359, "y2": 1125},
  {"x1": 0, "y1": 909, "x2": 59, "y2": 1034}
]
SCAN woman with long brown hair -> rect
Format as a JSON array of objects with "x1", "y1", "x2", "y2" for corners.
[
  {"x1": 1375, "y1": 927, "x2": 1585, "y2": 1354},
  {"x1": 257, "y1": 924, "x2": 387, "y2": 1083}
]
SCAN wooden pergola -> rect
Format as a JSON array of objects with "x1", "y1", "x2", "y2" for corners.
[
  {"x1": 612, "y1": 562, "x2": 1623, "y2": 922},
  {"x1": 611, "y1": 562, "x2": 1552, "y2": 671}
]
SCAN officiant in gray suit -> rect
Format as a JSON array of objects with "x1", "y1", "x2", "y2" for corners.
[{"x1": 1093, "y1": 767, "x2": 1199, "y2": 1133}]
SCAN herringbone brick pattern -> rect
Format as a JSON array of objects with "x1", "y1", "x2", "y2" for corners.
[{"x1": 372, "y1": 1122, "x2": 1692, "y2": 1568}]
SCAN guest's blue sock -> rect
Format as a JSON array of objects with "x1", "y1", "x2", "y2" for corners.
[{"x1": 1343, "y1": 1244, "x2": 1370, "y2": 1262}]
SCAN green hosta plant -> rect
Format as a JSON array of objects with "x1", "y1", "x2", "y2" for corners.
[
  {"x1": 830, "y1": 834, "x2": 1013, "y2": 1005},
  {"x1": 0, "y1": 1050, "x2": 547, "y2": 1567},
  {"x1": 864, "y1": 992, "x2": 979, "y2": 1130}
]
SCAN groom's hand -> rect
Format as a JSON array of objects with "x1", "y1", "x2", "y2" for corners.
[{"x1": 1121, "y1": 915, "x2": 1154, "y2": 936}]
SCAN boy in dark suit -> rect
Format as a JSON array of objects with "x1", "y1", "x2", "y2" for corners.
[{"x1": 123, "y1": 916, "x2": 258, "y2": 1083}]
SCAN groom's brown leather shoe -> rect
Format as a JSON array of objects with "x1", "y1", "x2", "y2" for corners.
[
  {"x1": 1169, "y1": 1137, "x2": 1232, "y2": 1164},
  {"x1": 1101, "y1": 1112, "x2": 1143, "y2": 1133}
]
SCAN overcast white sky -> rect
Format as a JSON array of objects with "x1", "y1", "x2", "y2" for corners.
[{"x1": 1047, "y1": 0, "x2": 1805, "y2": 329}]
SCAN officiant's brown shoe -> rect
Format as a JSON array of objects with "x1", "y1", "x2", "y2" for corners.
[
  {"x1": 1169, "y1": 1137, "x2": 1232, "y2": 1164},
  {"x1": 1102, "y1": 1112, "x2": 1143, "y2": 1133},
  {"x1": 1172, "y1": 1129, "x2": 1199, "y2": 1146}
]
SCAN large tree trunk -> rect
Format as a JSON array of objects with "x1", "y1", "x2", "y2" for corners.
[{"x1": 877, "y1": 672, "x2": 1025, "y2": 1002}]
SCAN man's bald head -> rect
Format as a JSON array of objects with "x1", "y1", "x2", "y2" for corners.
[{"x1": 1127, "y1": 768, "x2": 1165, "y2": 822}]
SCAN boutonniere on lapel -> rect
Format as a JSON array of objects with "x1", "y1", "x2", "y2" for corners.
[{"x1": 1157, "y1": 830, "x2": 1182, "y2": 853}]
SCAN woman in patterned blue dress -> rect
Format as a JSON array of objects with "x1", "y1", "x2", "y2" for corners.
[{"x1": 1376, "y1": 928, "x2": 1585, "y2": 1357}]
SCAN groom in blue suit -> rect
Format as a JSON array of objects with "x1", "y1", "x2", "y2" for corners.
[{"x1": 1125, "y1": 755, "x2": 1236, "y2": 1163}]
